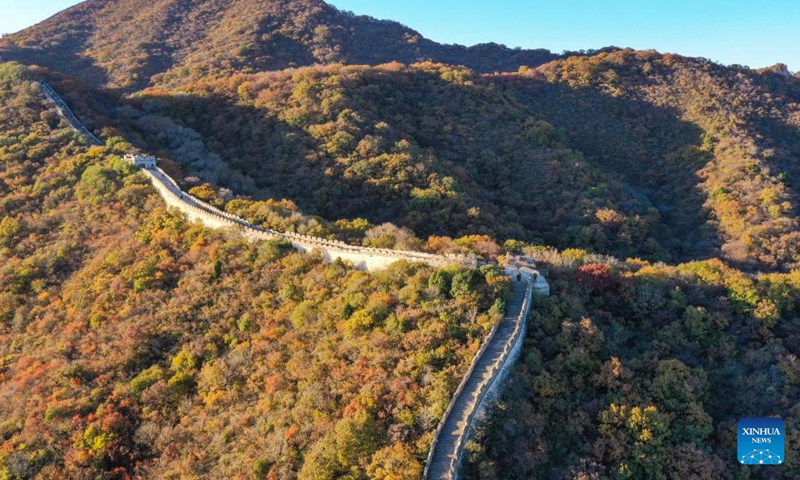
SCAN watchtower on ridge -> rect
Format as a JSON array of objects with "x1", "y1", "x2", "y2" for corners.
[
  {"x1": 124, "y1": 153, "x2": 157, "y2": 169},
  {"x1": 504, "y1": 253, "x2": 550, "y2": 296}
]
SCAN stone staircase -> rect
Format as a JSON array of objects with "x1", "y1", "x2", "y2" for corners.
[{"x1": 424, "y1": 280, "x2": 534, "y2": 479}]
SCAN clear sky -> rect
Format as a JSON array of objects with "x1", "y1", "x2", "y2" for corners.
[{"x1": 1, "y1": 0, "x2": 798, "y2": 72}]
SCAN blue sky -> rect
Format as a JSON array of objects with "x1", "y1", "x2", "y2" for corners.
[{"x1": 1, "y1": 0, "x2": 798, "y2": 72}]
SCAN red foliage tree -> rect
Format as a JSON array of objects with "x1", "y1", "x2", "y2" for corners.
[{"x1": 575, "y1": 263, "x2": 615, "y2": 294}]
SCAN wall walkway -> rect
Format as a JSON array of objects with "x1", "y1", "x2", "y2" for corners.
[
  {"x1": 39, "y1": 81, "x2": 547, "y2": 479},
  {"x1": 37, "y1": 82, "x2": 103, "y2": 146},
  {"x1": 423, "y1": 280, "x2": 534, "y2": 479},
  {"x1": 139, "y1": 165, "x2": 473, "y2": 271}
]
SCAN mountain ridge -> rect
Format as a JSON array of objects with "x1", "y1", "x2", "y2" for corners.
[
  {"x1": 1, "y1": 0, "x2": 561, "y2": 90},
  {"x1": 5, "y1": 0, "x2": 800, "y2": 270},
  {"x1": 4, "y1": 2, "x2": 800, "y2": 479}
]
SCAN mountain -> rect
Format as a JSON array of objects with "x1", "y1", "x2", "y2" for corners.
[
  {"x1": 1, "y1": 0, "x2": 557, "y2": 90},
  {"x1": 4, "y1": 0, "x2": 799, "y2": 270},
  {"x1": 3, "y1": 0, "x2": 800, "y2": 478},
  {"x1": 124, "y1": 62, "x2": 669, "y2": 259},
  {"x1": 0, "y1": 62, "x2": 508, "y2": 479},
  {"x1": 92, "y1": 51, "x2": 799, "y2": 270},
  {"x1": 502, "y1": 51, "x2": 800, "y2": 269}
]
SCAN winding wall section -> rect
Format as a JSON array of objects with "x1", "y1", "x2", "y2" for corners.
[
  {"x1": 37, "y1": 82, "x2": 103, "y2": 146},
  {"x1": 424, "y1": 280, "x2": 534, "y2": 480},
  {"x1": 39, "y1": 81, "x2": 546, "y2": 479},
  {"x1": 35, "y1": 81, "x2": 473, "y2": 271},
  {"x1": 140, "y1": 165, "x2": 472, "y2": 271}
]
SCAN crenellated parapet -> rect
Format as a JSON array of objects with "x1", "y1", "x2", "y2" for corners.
[
  {"x1": 39, "y1": 82, "x2": 550, "y2": 480},
  {"x1": 134, "y1": 161, "x2": 477, "y2": 272}
]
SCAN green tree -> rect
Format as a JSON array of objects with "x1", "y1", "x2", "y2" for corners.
[{"x1": 366, "y1": 444, "x2": 422, "y2": 480}]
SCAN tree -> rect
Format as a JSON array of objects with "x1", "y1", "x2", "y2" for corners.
[
  {"x1": 428, "y1": 269, "x2": 453, "y2": 296},
  {"x1": 366, "y1": 444, "x2": 422, "y2": 480},
  {"x1": 574, "y1": 263, "x2": 614, "y2": 293},
  {"x1": 298, "y1": 436, "x2": 339, "y2": 480},
  {"x1": 598, "y1": 404, "x2": 670, "y2": 479},
  {"x1": 0, "y1": 217, "x2": 21, "y2": 247},
  {"x1": 333, "y1": 412, "x2": 380, "y2": 471},
  {"x1": 450, "y1": 269, "x2": 480, "y2": 299},
  {"x1": 130, "y1": 366, "x2": 165, "y2": 397}
]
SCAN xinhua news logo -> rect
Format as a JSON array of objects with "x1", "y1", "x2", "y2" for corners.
[{"x1": 738, "y1": 418, "x2": 784, "y2": 465}]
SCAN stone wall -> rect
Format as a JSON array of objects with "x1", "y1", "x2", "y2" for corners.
[
  {"x1": 139, "y1": 166, "x2": 475, "y2": 272},
  {"x1": 39, "y1": 80, "x2": 551, "y2": 480},
  {"x1": 467, "y1": 282, "x2": 536, "y2": 425},
  {"x1": 37, "y1": 82, "x2": 103, "y2": 146},
  {"x1": 35, "y1": 81, "x2": 478, "y2": 273},
  {"x1": 452, "y1": 282, "x2": 534, "y2": 479}
]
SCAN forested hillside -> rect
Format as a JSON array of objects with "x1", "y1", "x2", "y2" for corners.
[
  {"x1": 126, "y1": 62, "x2": 666, "y2": 259},
  {"x1": 464, "y1": 249, "x2": 800, "y2": 479},
  {"x1": 2, "y1": 0, "x2": 800, "y2": 478},
  {"x1": 501, "y1": 50, "x2": 800, "y2": 270},
  {"x1": 116, "y1": 52, "x2": 800, "y2": 270},
  {"x1": 0, "y1": 0, "x2": 556, "y2": 90},
  {"x1": 0, "y1": 63, "x2": 508, "y2": 478},
  {"x1": 6, "y1": 0, "x2": 800, "y2": 271}
]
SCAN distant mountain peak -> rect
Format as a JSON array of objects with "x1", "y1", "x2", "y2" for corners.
[
  {"x1": 1, "y1": 0, "x2": 557, "y2": 90},
  {"x1": 759, "y1": 63, "x2": 792, "y2": 77}
]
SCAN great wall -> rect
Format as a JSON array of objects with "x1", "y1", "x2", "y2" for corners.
[
  {"x1": 37, "y1": 81, "x2": 549, "y2": 479},
  {"x1": 423, "y1": 279, "x2": 534, "y2": 479},
  {"x1": 134, "y1": 158, "x2": 480, "y2": 273}
]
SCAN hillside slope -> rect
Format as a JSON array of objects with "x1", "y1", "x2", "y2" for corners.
[
  {"x1": 463, "y1": 251, "x2": 800, "y2": 479},
  {"x1": 0, "y1": 62, "x2": 507, "y2": 479},
  {"x1": 3, "y1": 0, "x2": 800, "y2": 478},
  {"x1": 119, "y1": 53, "x2": 800, "y2": 269},
  {"x1": 501, "y1": 50, "x2": 800, "y2": 269},
  {"x1": 123, "y1": 62, "x2": 669, "y2": 260},
  {"x1": 8, "y1": 0, "x2": 800, "y2": 271},
  {"x1": 1, "y1": 0, "x2": 556, "y2": 90}
]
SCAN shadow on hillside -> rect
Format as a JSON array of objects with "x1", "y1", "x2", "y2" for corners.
[
  {"x1": 40, "y1": 73, "x2": 127, "y2": 144},
  {"x1": 124, "y1": 90, "x2": 411, "y2": 225},
  {"x1": 744, "y1": 72, "x2": 800, "y2": 199},
  {"x1": 504, "y1": 78, "x2": 723, "y2": 263},
  {"x1": 82, "y1": 68, "x2": 734, "y2": 265},
  {"x1": 1, "y1": 21, "x2": 179, "y2": 92},
  {"x1": 121, "y1": 83, "x2": 581, "y2": 243},
  {"x1": 1, "y1": 41, "x2": 110, "y2": 88},
  {"x1": 752, "y1": 115, "x2": 800, "y2": 196}
]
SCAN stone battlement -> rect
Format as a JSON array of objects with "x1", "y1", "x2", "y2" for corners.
[
  {"x1": 136, "y1": 161, "x2": 477, "y2": 272},
  {"x1": 124, "y1": 154, "x2": 157, "y2": 169}
]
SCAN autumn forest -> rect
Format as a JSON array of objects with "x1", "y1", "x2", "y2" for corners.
[{"x1": 2, "y1": 0, "x2": 800, "y2": 478}]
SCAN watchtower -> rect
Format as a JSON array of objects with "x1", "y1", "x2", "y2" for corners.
[
  {"x1": 504, "y1": 253, "x2": 550, "y2": 296},
  {"x1": 124, "y1": 154, "x2": 157, "y2": 169}
]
